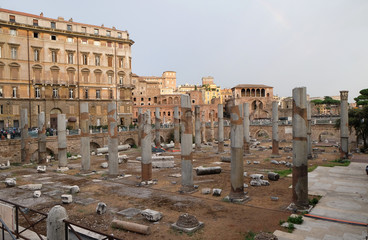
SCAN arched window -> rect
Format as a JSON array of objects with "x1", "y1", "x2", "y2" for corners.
[
  {"x1": 261, "y1": 89, "x2": 265, "y2": 97},
  {"x1": 251, "y1": 89, "x2": 255, "y2": 97},
  {"x1": 241, "y1": 88, "x2": 245, "y2": 97}
]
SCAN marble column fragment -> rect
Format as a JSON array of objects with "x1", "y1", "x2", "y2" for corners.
[
  {"x1": 58, "y1": 114, "x2": 67, "y2": 168},
  {"x1": 181, "y1": 95, "x2": 194, "y2": 192},
  {"x1": 340, "y1": 91, "x2": 349, "y2": 159},
  {"x1": 194, "y1": 106, "x2": 201, "y2": 151},
  {"x1": 108, "y1": 102, "x2": 118, "y2": 176},
  {"x1": 243, "y1": 103, "x2": 250, "y2": 154},
  {"x1": 21, "y1": 108, "x2": 30, "y2": 163},
  {"x1": 307, "y1": 101, "x2": 312, "y2": 159},
  {"x1": 174, "y1": 107, "x2": 180, "y2": 149},
  {"x1": 141, "y1": 110, "x2": 152, "y2": 181},
  {"x1": 201, "y1": 111, "x2": 206, "y2": 143},
  {"x1": 210, "y1": 111, "x2": 214, "y2": 142},
  {"x1": 292, "y1": 87, "x2": 309, "y2": 209},
  {"x1": 155, "y1": 107, "x2": 161, "y2": 148},
  {"x1": 137, "y1": 108, "x2": 143, "y2": 147},
  {"x1": 272, "y1": 101, "x2": 280, "y2": 156},
  {"x1": 80, "y1": 103, "x2": 90, "y2": 171},
  {"x1": 229, "y1": 104, "x2": 245, "y2": 201},
  {"x1": 38, "y1": 112, "x2": 47, "y2": 164},
  {"x1": 218, "y1": 104, "x2": 224, "y2": 153}
]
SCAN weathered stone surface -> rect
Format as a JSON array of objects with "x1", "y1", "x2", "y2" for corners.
[
  {"x1": 250, "y1": 174, "x2": 264, "y2": 180},
  {"x1": 141, "y1": 209, "x2": 162, "y2": 222},
  {"x1": 212, "y1": 188, "x2": 222, "y2": 196},
  {"x1": 152, "y1": 160, "x2": 174, "y2": 168},
  {"x1": 19, "y1": 183, "x2": 42, "y2": 190},
  {"x1": 172, "y1": 213, "x2": 204, "y2": 234},
  {"x1": 69, "y1": 185, "x2": 80, "y2": 194},
  {"x1": 37, "y1": 165, "x2": 46, "y2": 173},
  {"x1": 201, "y1": 188, "x2": 211, "y2": 194},
  {"x1": 4, "y1": 178, "x2": 16, "y2": 187},
  {"x1": 101, "y1": 162, "x2": 108, "y2": 168},
  {"x1": 33, "y1": 190, "x2": 41, "y2": 198},
  {"x1": 96, "y1": 202, "x2": 107, "y2": 215},
  {"x1": 271, "y1": 160, "x2": 279, "y2": 165},
  {"x1": 268, "y1": 172, "x2": 280, "y2": 181},
  {"x1": 47, "y1": 205, "x2": 68, "y2": 240},
  {"x1": 61, "y1": 194, "x2": 72, "y2": 204},
  {"x1": 117, "y1": 208, "x2": 142, "y2": 218},
  {"x1": 221, "y1": 156, "x2": 231, "y2": 162}
]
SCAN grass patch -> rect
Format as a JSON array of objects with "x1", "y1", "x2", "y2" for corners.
[
  {"x1": 275, "y1": 169, "x2": 292, "y2": 177},
  {"x1": 287, "y1": 223, "x2": 295, "y2": 233},
  {"x1": 287, "y1": 215, "x2": 303, "y2": 224},
  {"x1": 308, "y1": 165, "x2": 318, "y2": 172},
  {"x1": 10, "y1": 162, "x2": 22, "y2": 166},
  {"x1": 322, "y1": 159, "x2": 350, "y2": 167},
  {"x1": 244, "y1": 231, "x2": 256, "y2": 240},
  {"x1": 264, "y1": 158, "x2": 270, "y2": 162}
]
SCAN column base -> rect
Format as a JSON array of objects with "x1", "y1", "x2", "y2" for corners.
[
  {"x1": 271, "y1": 154, "x2": 281, "y2": 158},
  {"x1": 287, "y1": 203, "x2": 312, "y2": 213},
  {"x1": 179, "y1": 185, "x2": 196, "y2": 194},
  {"x1": 224, "y1": 193, "x2": 250, "y2": 203}
]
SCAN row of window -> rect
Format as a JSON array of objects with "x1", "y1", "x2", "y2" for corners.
[
  {"x1": 9, "y1": 15, "x2": 123, "y2": 38},
  {"x1": 0, "y1": 45, "x2": 129, "y2": 68}
]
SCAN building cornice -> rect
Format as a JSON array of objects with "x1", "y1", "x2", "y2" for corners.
[{"x1": 0, "y1": 21, "x2": 135, "y2": 46}]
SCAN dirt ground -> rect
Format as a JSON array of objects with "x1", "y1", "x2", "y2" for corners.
[{"x1": 0, "y1": 140, "x2": 343, "y2": 240}]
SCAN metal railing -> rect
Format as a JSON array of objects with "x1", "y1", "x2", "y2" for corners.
[
  {"x1": 0, "y1": 198, "x2": 47, "y2": 239},
  {"x1": 64, "y1": 220, "x2": 123, "y2": 240},
  {"x1": 1, "y1": 217, "x2": 16, "y2": 240}
]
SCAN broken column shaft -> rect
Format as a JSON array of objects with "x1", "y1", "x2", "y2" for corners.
[
  {"x1": 141, "y1": 110, "x2": 152, "y2": 181},
  {"x1": 174, "y1": 107, "x2": 180, "y2": 149},
  {"x1": 229, "y1": 104, "x2": 245, "y2": 200},
  {"x1": 108, "y1": 102, "x2": 118, "y2": 176},
  {"x1": 307, "y1": 101, "x2": 312, "y2": 159},
  {"x1": 195, "y1": 106, "x2": 201, "y2": 151},
  {"x1": 243, "y1": 103, "x2": 250, "y2": 154},
  {"x1": 38, "y1": 112, "x2": 47, "y2": 164},
  {"x1": 340, "y1": 91, "x2": 349, "y2": 159},
  {"x1": 210, "y1": 111, "x2": 214, "y2": 142},
  {"x1": 272, "y1": 101, "x2": 280, "y2": 156},
  {"x1": 80, "y1": 103, "x2": 90, "y2": 171},
  {"x1": 21, "y1": 108, "x2": 30, "y2": 163},
  {"x1": 201, "y1": 111, "x2": 206, "y2": 143},
  {"x1": 155, "y1": 107, "x2": 161, "y2": 148},
  {"x1": 292, "y1": 87, "x2": 309, "y2": 208},
  {"x1": 181, "y1": 95, "x2": 194, "y2": 192},
  {"x1": 218, "y1": 104, "x2": 224, "y2": 153},
  {"x1": 58, "y1": 114, "x2": 67, "y2": 168},
  {"x1": 137, "y1": 108, "x2": 143, "y2": 147}
]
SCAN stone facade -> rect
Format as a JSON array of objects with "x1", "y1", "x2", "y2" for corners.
[
  {"x1": 0, "y1": 8, "x2": 134, "y2": 129},
  {"x1": 231, "y1": 84, "x2": 274, "y2": 120}
]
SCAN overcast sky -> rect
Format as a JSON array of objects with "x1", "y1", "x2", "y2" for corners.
[{"x1": 1, "y1": 0, "x2": 367, "y2": 101}]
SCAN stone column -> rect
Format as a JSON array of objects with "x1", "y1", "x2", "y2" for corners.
[
  {"x1": 47, "y1": 205, "x2": 68, "y2": 240},
  {"x1": 141, "y1": 110, "x2": 152, "y2": 181},
  {"x1": 181, "y1": 95, "x2": 194, "y2": 192},
  {"x1": 155, "y1": 107, "x2": 161, "y2": 148},
  {"x1": 194, "y1": 106, "x2": 201, "y2": 151},
  {"x1": 201, "y1": 111, "x2": 206, "y2": 143},
  {"x1": 340, "y1": 91, "x2": 349, "y2": 159},
  {"x1": 21, "y1": 108, "x2": 30, "y2": 163},
  {"x1": 174, "y1": 107, "x2": 180, "y2": 149},
  {"x1": 210, "y1": 110, "x2": 214, "y2": 142},
  {"x1": 218, "y1": 104, "x2": 224, "y2": 153},
  {"x1": 229, "y1": 104, "x2": 245, "y2": 201},
  {"x1": 57, "y1": 114, "x2": 67, "y2": 168},
  {"x1": 292, "y1": 87, "x2": 308, "y2": 209},
  {"x1": 108, "y1": 102, "x2": 118, "y2": 176},
  {"x1": 80, "y1": 103, "x2": 90, "y2": 171},
  {"x1": 137, "y1": 108, "x2": 143, "y2": 147},
  {"x1": 38, "y1": 112, "x2": 47, "y2": 164},
  {"x1": 243, "y1": 103, "x2": 250, "y2": 154},
  {"x1": 307, "y1": 101, "x2": 312, "y2": 159},
  {"x1": 271, "y1": 101, "x2": 280, "y2": 156}
]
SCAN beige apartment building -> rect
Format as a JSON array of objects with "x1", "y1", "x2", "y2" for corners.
[{"x1": 0, "y1": 8, "x2": 134, "y2": 129}]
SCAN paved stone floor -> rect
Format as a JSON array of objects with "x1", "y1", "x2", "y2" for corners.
[{"x1": 275, "y1": 155, "x2": 368, "y2": 240}]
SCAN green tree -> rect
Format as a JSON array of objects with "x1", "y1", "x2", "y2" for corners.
[
  {"x1": 354, "y1": 88, "x2": 368, "y2": 106},
  {"x1": 348, "y1": 106, "x2": 368, "y2": 150},
  {"x1": 323, "y1": 96, "x2": 340, "y2": 105}
]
